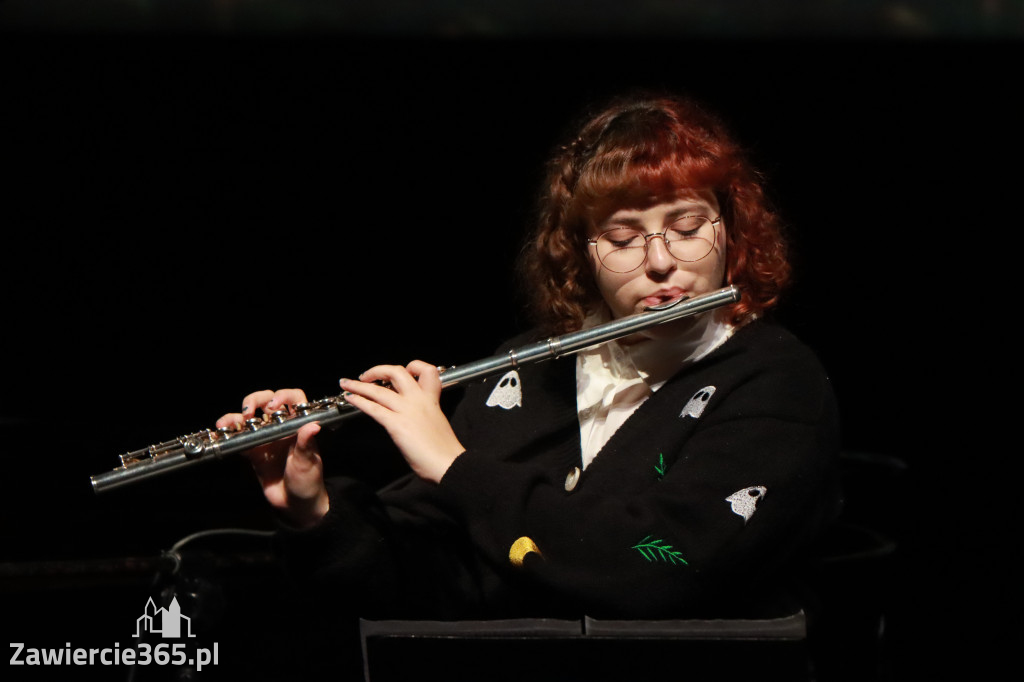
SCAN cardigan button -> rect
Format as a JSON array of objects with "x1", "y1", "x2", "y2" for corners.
[{"x1": 564, "y1": 467, "x2": 581, "y2": 492}]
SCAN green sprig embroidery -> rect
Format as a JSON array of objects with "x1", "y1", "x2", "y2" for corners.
[
  {"x1": 632, "y1": 536, "x2": 688, "y2": 565},
  {"x1": 654, "y1": 453, "x2": 666, "y2": 479}
]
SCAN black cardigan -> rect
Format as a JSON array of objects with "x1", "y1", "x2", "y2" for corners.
[{"x1": 281, "y1": 319, "x2": 842, "y2": 621}]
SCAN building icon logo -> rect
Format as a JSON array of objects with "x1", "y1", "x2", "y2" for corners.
[{"x1": 133, "y1": 597, "x2": 196, "y2": 638}]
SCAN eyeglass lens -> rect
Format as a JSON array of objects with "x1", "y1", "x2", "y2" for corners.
[{"x1": 595, "y1": 216, "x2": 716, "y2": 273}]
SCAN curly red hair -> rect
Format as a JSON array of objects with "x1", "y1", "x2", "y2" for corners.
[{"x1": 519, "y1": 92, "x2": 791, "y2": 334}]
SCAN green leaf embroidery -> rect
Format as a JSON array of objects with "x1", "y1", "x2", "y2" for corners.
[
  {"x1": 654, "y1": 453, "x2": 666, "y2": 479},
  {"x1": 632, "y1": 536, "x2": 688, "y2": 565}
]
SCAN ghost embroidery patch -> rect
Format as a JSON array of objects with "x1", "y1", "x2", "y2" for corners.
[
  {"x1": 486, "y1": 370, "x2": 522, "y2": 409},
  {"x1": 680, "y1": 386, "x2": 716, "y2": 419},
  {"x1": 726, "y1": 486, "x2": 767, "y2": 523}
]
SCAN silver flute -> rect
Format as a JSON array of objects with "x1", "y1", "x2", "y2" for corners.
[{"x1": 90, "y1": 285, "x2": 740, "y2": 493}]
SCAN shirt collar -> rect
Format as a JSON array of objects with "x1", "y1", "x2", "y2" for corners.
[{"x1": 577, "y1": 305, "x2": 735, "y2": 399}]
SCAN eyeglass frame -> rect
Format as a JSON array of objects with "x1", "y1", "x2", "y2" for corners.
[{"x1": 586, "y1": 215, "x2": 721, "y2": 273}]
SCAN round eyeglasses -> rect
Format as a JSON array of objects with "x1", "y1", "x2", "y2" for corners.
[{"x1": 587, "y1": 215, "x2": 720, "y2": 273}]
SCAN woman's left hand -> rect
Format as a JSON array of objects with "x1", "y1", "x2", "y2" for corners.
[{"x1": 339, "y1": 360, "x2": 465, "y2": 484}]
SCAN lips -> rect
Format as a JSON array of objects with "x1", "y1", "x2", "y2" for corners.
[{"x1": 641, "y1": 287, "x2": 687, "y2": 308}]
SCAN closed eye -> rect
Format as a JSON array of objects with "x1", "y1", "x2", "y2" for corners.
[
  {"x1": 666, "y1": 216, "x2": 709, "y2": 241},
  {"x1": 602, "y1": 228, "x2": 645, "y2": 248}
]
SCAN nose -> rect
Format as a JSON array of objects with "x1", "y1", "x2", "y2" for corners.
[{"x1": 644, "y1": 234, "x2": 676, "y2": 274}]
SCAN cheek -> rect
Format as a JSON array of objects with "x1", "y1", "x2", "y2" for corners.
[
  {"x1": 586, "y1": 249, "x2": 603, "y2": 277},
  {"x1": 593, "y1": 270, "x2": 640, "y2": 316},
  {"x1": 705, "y1": 235, "x2": 728, "y2": 284},
  {"x1": 709, "y1": 251, "x2": 727, "y2": 284},
  {"x1": 589, "y1": 252, "x2": 622, "y2": 290}
]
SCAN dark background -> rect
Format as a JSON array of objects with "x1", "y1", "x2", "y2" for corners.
[{"x1": 1, "y1": 3, "x2": 1020, "y2": 679}]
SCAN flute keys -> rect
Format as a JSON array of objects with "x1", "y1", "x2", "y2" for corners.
[
  {"x1": 245, "y1": 418, "x2": 263, "y2": 431},
  {"x1": 119, "y1": 447, "x2": 151, "y2": 468},
  {"x1": 182, "y1": 436, "x2": 205, "y2": 458}
]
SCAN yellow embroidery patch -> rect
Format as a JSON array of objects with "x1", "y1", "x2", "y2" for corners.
[{"x1": 508, "y1": 536, "x2": 542, "y2": 567}]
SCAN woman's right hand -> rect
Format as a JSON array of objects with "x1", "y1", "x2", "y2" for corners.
[{"x1": 216, "y1": 388, "x2": 329, "y2": 529}]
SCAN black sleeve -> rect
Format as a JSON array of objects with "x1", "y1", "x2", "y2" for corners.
[{"x1": 275, "y1": 471, "x2": 497, "y2": 619}]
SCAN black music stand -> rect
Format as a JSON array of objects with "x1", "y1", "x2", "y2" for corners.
[{"x1": 359, "y1": 611, "x2": 809, "y2": 682}]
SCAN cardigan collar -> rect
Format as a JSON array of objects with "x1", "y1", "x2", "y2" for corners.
[{"x1": 577, "y1": 307, "x2": 735, "y2": 406}]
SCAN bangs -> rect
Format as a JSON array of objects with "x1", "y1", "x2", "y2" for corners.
[{"x1": 569, "y1": 118, "x2": 732, "y2": 227}]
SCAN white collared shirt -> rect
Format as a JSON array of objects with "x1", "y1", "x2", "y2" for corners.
[{"x1": 575, "y1": 310, "x2": 734, "y2": 469}]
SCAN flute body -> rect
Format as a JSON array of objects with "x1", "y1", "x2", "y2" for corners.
[{"x1": 90, "y1": 285, "x2": 740, "y2": 493}]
